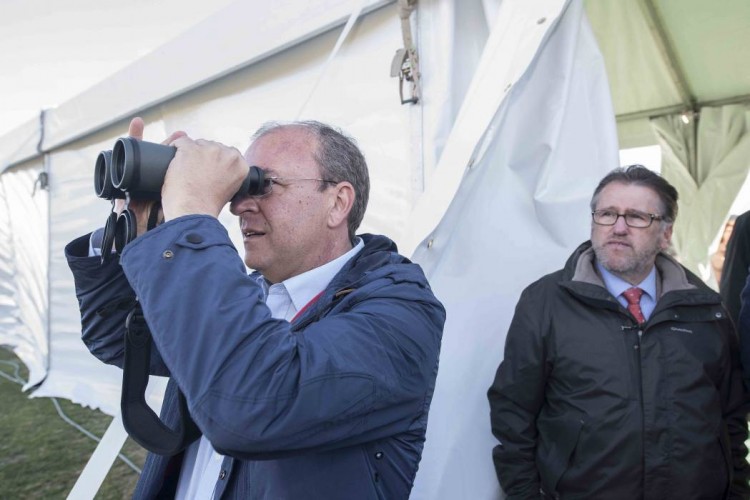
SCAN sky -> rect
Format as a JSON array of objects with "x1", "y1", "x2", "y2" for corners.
[{"x1": 0, "y1": 0, "x2": 235, "y2": 137}]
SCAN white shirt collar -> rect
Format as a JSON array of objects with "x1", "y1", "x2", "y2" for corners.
[
  {"x1": 282, "y1": 238, "x2": 365, "y2": 312},
  {"x1": 253, "y1": 238, "x2": 365, "y2": 319}
]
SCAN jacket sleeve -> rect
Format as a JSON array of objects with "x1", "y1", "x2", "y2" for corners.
[
  {"x1": 738, "y1": 276, "x2": 750, "y2": 392},
  {"x1": 487, "y1": 285, "x2": 548, "y2": 500},
  {"x1": 719, "y1": 312, "x2": 750, "y2": 499},
  {"x1": 119, "y1": 215, "x2": 445, "y2": 458},
  {"x1": 721, "y1": 212, "x2": 750, "y2": 326},
  {"x1": 64, "y1": 233, "x2": 169, "y2": 376}
]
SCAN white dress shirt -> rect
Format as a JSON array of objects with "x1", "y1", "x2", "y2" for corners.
[{"x1": 175, "y1": 238, "x2": 364, "y2": 499}]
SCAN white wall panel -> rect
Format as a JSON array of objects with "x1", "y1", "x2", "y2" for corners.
[{"x1": 0, "y1": 160, "x2": 48, "y2": 388}]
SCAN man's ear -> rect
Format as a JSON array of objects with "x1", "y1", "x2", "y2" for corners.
[
  {"x1": 328, "y1": 182, "x2": 354, "y2": 230},
  {"x1": 660, "y1": 223, "x2": 673, "y2": 251}
]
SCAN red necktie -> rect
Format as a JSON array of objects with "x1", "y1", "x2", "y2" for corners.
[{"x1": 622, "y1": 287, "x2": 645, "y2": 324}]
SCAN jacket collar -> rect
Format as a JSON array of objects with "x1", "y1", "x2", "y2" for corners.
[
  {"x1": 562, "y1": 241, "x2": 716, "y2": 310},
  {"x1": 290, "y1": 234, "x2": 420, "y2": 329},
  {"x1": 567, "y1": 241, "x2": 696, "y2": 296}
]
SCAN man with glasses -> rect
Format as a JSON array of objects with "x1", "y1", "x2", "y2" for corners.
[
  {"x1": 487, "y1": 165, "x2": 749, "y2": 499},
  {"x1": 65, "y1": 118, "x2": 445, "y2": 499}
]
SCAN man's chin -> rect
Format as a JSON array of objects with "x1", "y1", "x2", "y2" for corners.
[
  {"x1": 597, "y1": 255, "x2": 634, "y2": 276},
  {"x1": 244, "y1": 257, "x2": 265, "y2": 273}
]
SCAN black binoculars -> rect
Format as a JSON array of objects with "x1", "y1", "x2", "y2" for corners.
[{"x1": 95, "y1": 137, "x2": 265, "y2": 259}]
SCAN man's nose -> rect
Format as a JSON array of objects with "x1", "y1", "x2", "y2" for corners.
[
  {"x1": 612, "y1": 215, "x2": 630, "y2": 233},
  {"x1": 229, "y1": 195, "x2": 260, "y2": 215}
]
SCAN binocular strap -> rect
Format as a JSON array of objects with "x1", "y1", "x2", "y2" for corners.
[
  {"x1": 100, "y1": 212, "x2": 118, "y2": 265},
  {"x1": 122, "y1": 305, "x2": 201, "y2": 456},
  {"x1": 147, "y1": 201, "x2": 162, "y2": 231}
]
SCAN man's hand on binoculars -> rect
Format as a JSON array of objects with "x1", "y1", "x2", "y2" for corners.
[
  {"x1": 112, "y1": 117, "x2": 188, "y2": 238},
  {"x1": 161, "y1": 137, "x2": 248, "y2": 221}
]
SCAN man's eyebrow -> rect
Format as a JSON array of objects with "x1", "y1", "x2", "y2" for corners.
[
  {"x1": 623, "y1": 208, "x2": 651, "y2": 214},
  {"x1": 596, "y1": 206, "x2": 649, "y2": 212}
]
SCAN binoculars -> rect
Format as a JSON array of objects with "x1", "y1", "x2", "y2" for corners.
[{"x1": 95, "y1": 137, "x2": 265, "y2": 259}]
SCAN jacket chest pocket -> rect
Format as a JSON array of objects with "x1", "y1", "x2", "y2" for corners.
[
  {"x1": 644, "y1": 308, "x2": 729, "y2": 388},
  {"x1": 549, "y1": 322, "x2": 635, "y2": 401}
]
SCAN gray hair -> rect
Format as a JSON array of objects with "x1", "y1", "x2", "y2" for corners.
[
  {"x1": 252, "y1": 121, "x2": 370, "y2": 241},
  {"x1": 590, "y1": 164, "x2": 679, "y2": 223}
]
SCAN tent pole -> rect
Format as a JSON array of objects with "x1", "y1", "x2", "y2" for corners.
[{"x1": 636, "y1": 0, "x2": 694, "y2": 110}]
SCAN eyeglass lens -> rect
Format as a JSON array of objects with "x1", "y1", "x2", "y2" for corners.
[{"x1": 593, "y1": 210, "x2": 651, "y2": 228}]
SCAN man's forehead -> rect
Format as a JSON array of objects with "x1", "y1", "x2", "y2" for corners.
[
  {"x1": 596, "y1": 182, "x2": 661, "y2": 210},
  {"x1": 245, "y1": 127, "x2": 319, "y2": 172},
  {"x1": 247, "y1": 126, "x2": 315, "y2": 151}
]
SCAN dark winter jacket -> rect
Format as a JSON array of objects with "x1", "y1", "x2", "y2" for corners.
[
  {"x1": 488, "y1": 241, "x2": 750, "y2": 500},
  {"x1": 66, "y1": 215, "x2": 445, "y2": 499}
]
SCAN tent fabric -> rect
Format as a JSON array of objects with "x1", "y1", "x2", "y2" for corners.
[
  {"x1": 584, "y1": 0, "x2": 750, "y2": 149},
  {"x1": 46, "y1": 0, "x2": 396, "y2": 162},
  {"x1": 0, "y1": 121, "x2": 41, "y2": 174},
  {"x1": 0, "y1": 161, "x2": 48, "y2": 389},
  {"x1": 417, "y1": 0, "x2": 490, "y2": 179},
  {"x1": 651, "y1": 104, "x2": 750, "y2": 281},
  {"x1": 410, "y1": 0, "x2": 617, "y2": 497},
  {"x1": 404, "y1": 0, "x2": 570, "y2": 254}
]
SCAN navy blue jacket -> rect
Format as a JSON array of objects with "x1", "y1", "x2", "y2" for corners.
[{"x1": 65, "y1": 215, "x2": 445, "y2": 499}]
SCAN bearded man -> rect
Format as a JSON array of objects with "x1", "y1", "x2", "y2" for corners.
[{"x1": 487, "y1": 165, "x2": 749, "y2": 499}]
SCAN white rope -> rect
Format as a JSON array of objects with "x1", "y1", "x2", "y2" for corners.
[
  {"x1": 295, "y1": 0, "x2": 368, "y2": 119},
  {"x1": 0, "y1": 359, "x2": 24, "y2": 384},
  {"x1": 51, "y1": 398, "x2": 141, "y2": 474},
  {"x1": 0, "y1": 356, "x2": 141, "y2": 476}
]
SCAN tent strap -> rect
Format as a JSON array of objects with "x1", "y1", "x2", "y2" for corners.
[
  {"x1": 390, "y1": 0, "x2": 420, "y2": 104},
  {"x1": 36, "y1": 109, "x2": 46, "y2": 154},
  {"x1": 296, "y1": 0, "x2": 367, "y2": 119}
]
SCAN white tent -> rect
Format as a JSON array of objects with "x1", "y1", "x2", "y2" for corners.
[{"x1": 7, "y1": 0, "x2": 737, "y2": 496}]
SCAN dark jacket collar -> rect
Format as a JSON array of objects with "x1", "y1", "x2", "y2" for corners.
[{"x1": 561, "y1": 240, "x2": 718, "y2": 308}]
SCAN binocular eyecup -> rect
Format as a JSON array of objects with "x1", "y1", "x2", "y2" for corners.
[
  {"x1": 94, "y1": 150, "x2": 126, "y2": 200},
  {"x1": 114, "y1": 209, "x2": 137, "y2": 256},
  {"x1": 95, "y1": 137, "x2": 266, "y2": 256}
]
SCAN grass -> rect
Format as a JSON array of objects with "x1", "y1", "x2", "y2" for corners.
[{"x1": 0, "y1": 346, "x2": 147, "y2": 499}]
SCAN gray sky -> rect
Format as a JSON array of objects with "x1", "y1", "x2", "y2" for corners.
[{"x1": 0, "y1": 0, "x2": 235, "y2": 137}]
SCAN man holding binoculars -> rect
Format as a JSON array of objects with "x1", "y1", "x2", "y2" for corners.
[{"x1": 65, "y1": 117, "x2": 445, "y2": 499}]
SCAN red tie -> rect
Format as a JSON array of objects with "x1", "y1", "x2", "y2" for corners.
[{"x1": 622, "y1": 287, "x2": 645, "y2": 324}]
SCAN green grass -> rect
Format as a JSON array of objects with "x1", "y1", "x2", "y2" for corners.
[{"x1": 0, "y1": 346, "x2": 147, "y2": 499}]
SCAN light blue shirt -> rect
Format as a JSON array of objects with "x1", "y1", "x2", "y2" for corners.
[
  {"x1": 595, "y1": 262, "x2": 657, "y2": 321},
  {"x1": 176, "y1": 238, "x2": 365, "y2": 500}
]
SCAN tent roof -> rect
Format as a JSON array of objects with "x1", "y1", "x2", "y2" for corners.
[
  {"x1": 0, "y1": 0, "x2": 391, "y2": 172},
  {"x1": 585, "y1": 0, "x2": 750, "y2": 148},
  {"x1": 3, "y1": 0, "x2": 747, "y2": 162}
]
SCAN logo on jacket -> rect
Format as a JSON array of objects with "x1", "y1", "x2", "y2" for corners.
[{"x1": 670, "y1": 326, "x2": 693, "y2": 334}]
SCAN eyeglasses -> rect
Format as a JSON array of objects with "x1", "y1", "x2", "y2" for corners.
[
  {"x1": 251, "y1": 176, "x2": 339, "y2": 198},
  {"x1": 592, "y1": 209, "x2": 664, "y2": 228}
]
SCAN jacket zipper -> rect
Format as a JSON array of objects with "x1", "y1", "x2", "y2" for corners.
[{"x1": 635, "y1": 325, "x2": 646, "y2": 498}]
